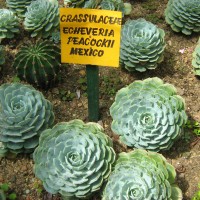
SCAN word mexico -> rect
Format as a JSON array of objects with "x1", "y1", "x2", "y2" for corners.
[{"x1": 60, "y1": 8, "x2": 122, "y2": 67}]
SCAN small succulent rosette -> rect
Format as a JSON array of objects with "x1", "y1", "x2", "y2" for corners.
[
  {"x1": 33, "y1": 119, "x2": 116, "y2": 199},
  {"x1": 0, "y1": 83, "x2": 55, "y2": 153},
  {"x1": 0, "y1": 9, "x2": 20, "y2": 40},
  {"x1": 110, "y1": 77, "x2": 187, "y2": 152},
  {"x1": 192, "y1": 39, "x2": 200, "y2": 76},
  {"x1": 102, "y1": 149, "x2": 183, "y2": 200},
  {"x1": 24, "y1": 0, "x2": 59, "y2": 38},
  {"x1": 120, "y1": 18, "x2": 166, "y2": 72},
  {"x1": 165, "y1": 0, "x2": 200, "y2": 35}
]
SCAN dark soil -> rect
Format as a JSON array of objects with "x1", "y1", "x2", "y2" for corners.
[{"x1": 0, "y1": 0, "x2": 200, "y2": 200}]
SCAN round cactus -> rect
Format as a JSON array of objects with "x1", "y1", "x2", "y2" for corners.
[
  {"x1": 24, "y1": 0, "x2": 59, "y2": 38},
  {"x1": 6, "y1": 0, "x2": 33, "y2": 18},
  {"x1": 0, "y1": 83, "x2": 55, "y2": 153},
  {"x1": 192, "y1": 39, "x2": 200, "y2": 75},
  {"x1": 0, "y1": 9, "x2": 20, "y2": 40},
  {"x1": 110, "y1": 77, "x2": 187, "y2": 152},
  {"x1": 165, "y1": 0, "x2": 200, "y2": 35},
  {"x1": 120, "y1": 18, "x2": 166, "y2": 72},
  {"x1": 13, "y1": 40, "x2": 61, "y2": 88},
  {"x1": 33, "y1": 119, "x2": 116, "y2": 199},
  {"x1": 102, "y1": 149, "x2": 182, "y2": 200}
]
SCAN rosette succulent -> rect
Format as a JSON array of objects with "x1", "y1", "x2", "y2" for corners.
[
  {"x1": 102, "y1": 149, "x2": 182, "y2": 200},
  {"x1": 6, "y1": 0, "x2": 33, "y2": 18},
  {"x1": 64, "y1": 0, "x2": 102, "y2": 8},
  {"x1": 24, "y1": 0, "x2": 59, "y2": 38},
  {"x1": 120, "y1": 18, "x2": 166, "y2": 72},
  {"x1": 192, "y1": 39, "x2": 200, "y2": 75},
  {"x1": 165, "y1": 0, "x2": 200, "y2": 35},
  {"x1": 110, "y1": 77, "x2": 187, "y2": 152},
  {"x1": 0, "y1": 83, "x2": 54, "y2": 153},
  {"x1": 0, "y1": 45, "x2": 5, "y2": 65},
  {"x1": 0, "y1": 9, "x2": 20, "y2": 40},
  {"x1": 33, "y1": 119, "x2": 116, "y2": 199},
  {"x1": 13, "y1": 40, "x2": 61, "y2": 88}
]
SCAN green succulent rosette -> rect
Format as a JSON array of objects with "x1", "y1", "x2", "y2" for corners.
[
  {"x1": 64, "y1": 0, "x2": 101, "y2": 8},
  {"x1": 110, "y1": 77, "x2": 187, "y2": 152},
  {"x1": 102, "y1": 149, "x2": 182, "y2": 200},
  {"x1": 24, "y1": 0, "x2": 59, "y2": 38},
  {"x1": 6, "y1": 0, "x2": 33, "y2": 18},
  {"x1": 0, "y1": 83, "x2": 55, "y2": 153},
  {"x1": 33, "y1": 119, "x2": 116, "y2": 199},
  {"x1": 99, "y1": 0, "x2": 124, "y2": 13},
  {"x1": 0, "y1": 45, "x2": 5, "y2": 65},
  {"x1": 13, "y1": 40, "x2": 61, "y2": 88},
  {"x1": 192, "y1": 39, "x2": 200, "y2": 76},
  {"x1": 120, "y1": 19, "x2": 166, "y2": 72},
  {"x1": 165, "y1": 0, "x2": 200, "y2": 35},
  {"x1": 0, "y1": 9, "x2": 20, "y2": 40}
]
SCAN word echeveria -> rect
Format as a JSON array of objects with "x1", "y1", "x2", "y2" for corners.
[
  {"x1": 0, "y1": 83, "x2": 54, "y2": 153},
  {"x1": 120, "y1": 19, "x2": 165, "y2": 72},
  {"x1": 103, "y1": 149, "x2": 182, "y2": 200},
  {"x1": 33, "y1": 120, "x2": 116, "y2": 199},
  {"x1": 110, "y1": 77, "x2": 187, "y2": 152},
  {"x1": 165, "y1": 0, "x2": 200, "y2": 35}
]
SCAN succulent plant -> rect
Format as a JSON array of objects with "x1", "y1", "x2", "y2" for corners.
[
  {"x1": 165, "y1": 0, "x2": 200, "y2": 35},
  {"x1": 6, "y1": 0, "x2": 33, "y2": 18},
  {"x1": 192, "y1": 39, "x2": 200, "y2": 76},
  {"x1": 0, "y1": 9, "x2": 20, "y2": 40},
  {"x1": 0, "y1": 83, "x2": 54, "y2": 153},
  {"x1": 50, "y1": 30, "x2": 60, "y2": 44},
  {"x1": 33, "y1": 119, "x2": 116, "y2": 199},
  {"x1": 13, "y1": 40, "x2": 61, "y2": 88},
  {"x1": 100, "y1": 0, "x2": 124, "y2": 13},
  {"x1": 0, "y1": 142, "x2": 8, "y2": 157},
  {"x1": 102, "y1": 149, "x2": 182, "y2": 200},
  {"x1": 110, "y1": 77, "x2": 187, "y2": 152},
  {"x1": 0, "y1": 45, "x2": 5, "y2": 65},
  {"x1": 24, "y1": 0, "x2": 59, "y2": 38},
  {"x1": 120, "y1": 18, "x2": 166, "y2": 72},
  {"x1": 64, "y1": 0, "x2": 102, "y2": 8}
]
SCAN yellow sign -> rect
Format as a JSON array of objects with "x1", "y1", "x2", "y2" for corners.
[{"x1": 60, "y1": 8, "x2": 122, "y2": 67}]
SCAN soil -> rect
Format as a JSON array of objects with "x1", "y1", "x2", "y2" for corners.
[{"x1": 0, "y1": 0, "x2": 200, "y2": 200}]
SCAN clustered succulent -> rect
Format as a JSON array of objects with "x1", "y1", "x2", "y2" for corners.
[
  {"x1": 165, "y1": 0, "x2": 200, "y2": 35},
  {"x1": 120, "y1": 18, "x2": 166, "y2": 72},
  {"x1": 13, "y1": 40, "x2": 61, "y2": 88},
  {"x1": 33, "y1": 119, "x2": 116, "y2": 199},
  {"x1": 192, "y1": 39, "x2": 200, "y2": 76},
  {"x1": 110, "y1": 77, "x2": 187, "y2": 152},
  {"x1": 24, "y1": 0, "x2": 59, "y2": 38},
  {"x1": 103, "y1": 149, "x2": 182, "y2": 200},
  {"x1": 6, "y1": 0, "x2": 33, "y2": 18},
  {"x1": 0, "y1": 9, "x2": 20, "y2": 40},
  {"x1": 0, "y1": 83, "x2": 54, "y2": 153},
  {"x1": 0, "y1": 45, "x2": 5, "y2": 65}
]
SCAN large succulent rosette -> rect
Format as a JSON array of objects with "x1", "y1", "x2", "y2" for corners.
[
  {"x1": 110, "y1": 77, "x2": 187, "y2": 152},
  {"x1": 33, "y1": 119, "x2": 116, "y2": 199},
  {"x1": 165, "y1": 0, "x2": 200, "y2": 35},
  {"x1": 24, "y1": 0, "x2": 59, "y2": 38},
  {"x1": 102, "y1": 149, "x2": 182, "y2": 200},
  {"x1": 0, "y1": 9, "x2": 20, "y2": 39},
  {"x1": 120, "y1": 19, "x2": 166, "y2": 72},
  {"x1": 192, "y1": 39, "x2": 200, "y2": 75},
  {"x1": 0, "y1": 83, "x2": 54, "y2": 153}
]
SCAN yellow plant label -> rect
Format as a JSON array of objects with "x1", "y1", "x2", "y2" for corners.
[{"x1": 60, "y1": 8, "x2": 122, "y2": 67}]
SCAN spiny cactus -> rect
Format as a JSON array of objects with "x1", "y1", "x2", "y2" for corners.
[
  {"x1": 192, "y1": 39, "x2": 200, "y2": 75},
  {"x1": 0, "y1": 9, "x2": 20, "y2": 40},
  {"x1": 13, "y1": 40, "x2": 61, "y2": 88},
  {"x1": 0, "y1": 82, "x2": 55, "y2": 153},
  {"x1": 24, "y1": 0, "x2": 59, "y2": 38}
]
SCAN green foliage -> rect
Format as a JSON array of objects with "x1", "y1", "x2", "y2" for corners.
[
  {"x1": 0, "y1": 183, "x2": 17, "y2": 200},
  {"x1": 33, "y1": 119, "x2": 116, "y2": 199},
  {"x1": 0, "y1": 142, "x2": 8, "y2": 157},
  {"x1": 13, "y1": 40, "x2": 61, "y2": 88},
  {"x1": 6, "y1": 0, "x2": 32, "y2": 18},
  {"x1": 103, "y1": 149, "x2": 182, "y2": 200},
  {"x1": 110, "y1": 77, "x2": 188, "y2": 152},
  {"x1": 0, "y1": 82, "x2": 55, "y2": 153},
  {"x1": 165, "y1": 0, "x2": 200, "y2": 35},
  {"x1": 120, "y1": 18, "x2": 166, "y2": 72},
  {"x1": 192, "y1": 39, "x2": 200, "y2": 76},
  {"x1": 64, "y1": 0, "x2": 101, "y2": 8},
  {"x1": 24, "y1": 0, "x2": 59, "y2": 38},
  {"x1": 0, "y1": 45, "x2": 5, "y2": 65},
  {"x1": 192, "y1": 183, "x2": 200, "y2": 200},
  {"x1": 59, "y1": 89, "x2": 76, "y2": 101},
  {"x1": 50, "y1": 30, "x2": 61, "y2": 44},
  {"x1": 185, "y1": 120, "x2": 200, "y2": 136},
  {"x1": 0, "y1": 9, "x2": 20, "y2": 40}
]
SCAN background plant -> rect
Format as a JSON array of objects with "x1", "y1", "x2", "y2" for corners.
[
  {"x1": 0, "y1": 45, "x2": 5, "y2": 65},
  {"x1": 192, "y1": 39, "x2": 200, "y2": 76},
  {"x1": 0, "y1": 183, "x2": 17, "y2": 200},
  {"x1": 192, "y1": 183, "x2": 200, "y2": 200}
]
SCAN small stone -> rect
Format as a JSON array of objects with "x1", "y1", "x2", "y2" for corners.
[{"x1": 25, "y1": 189, "x2": 30, "y2": 194}]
